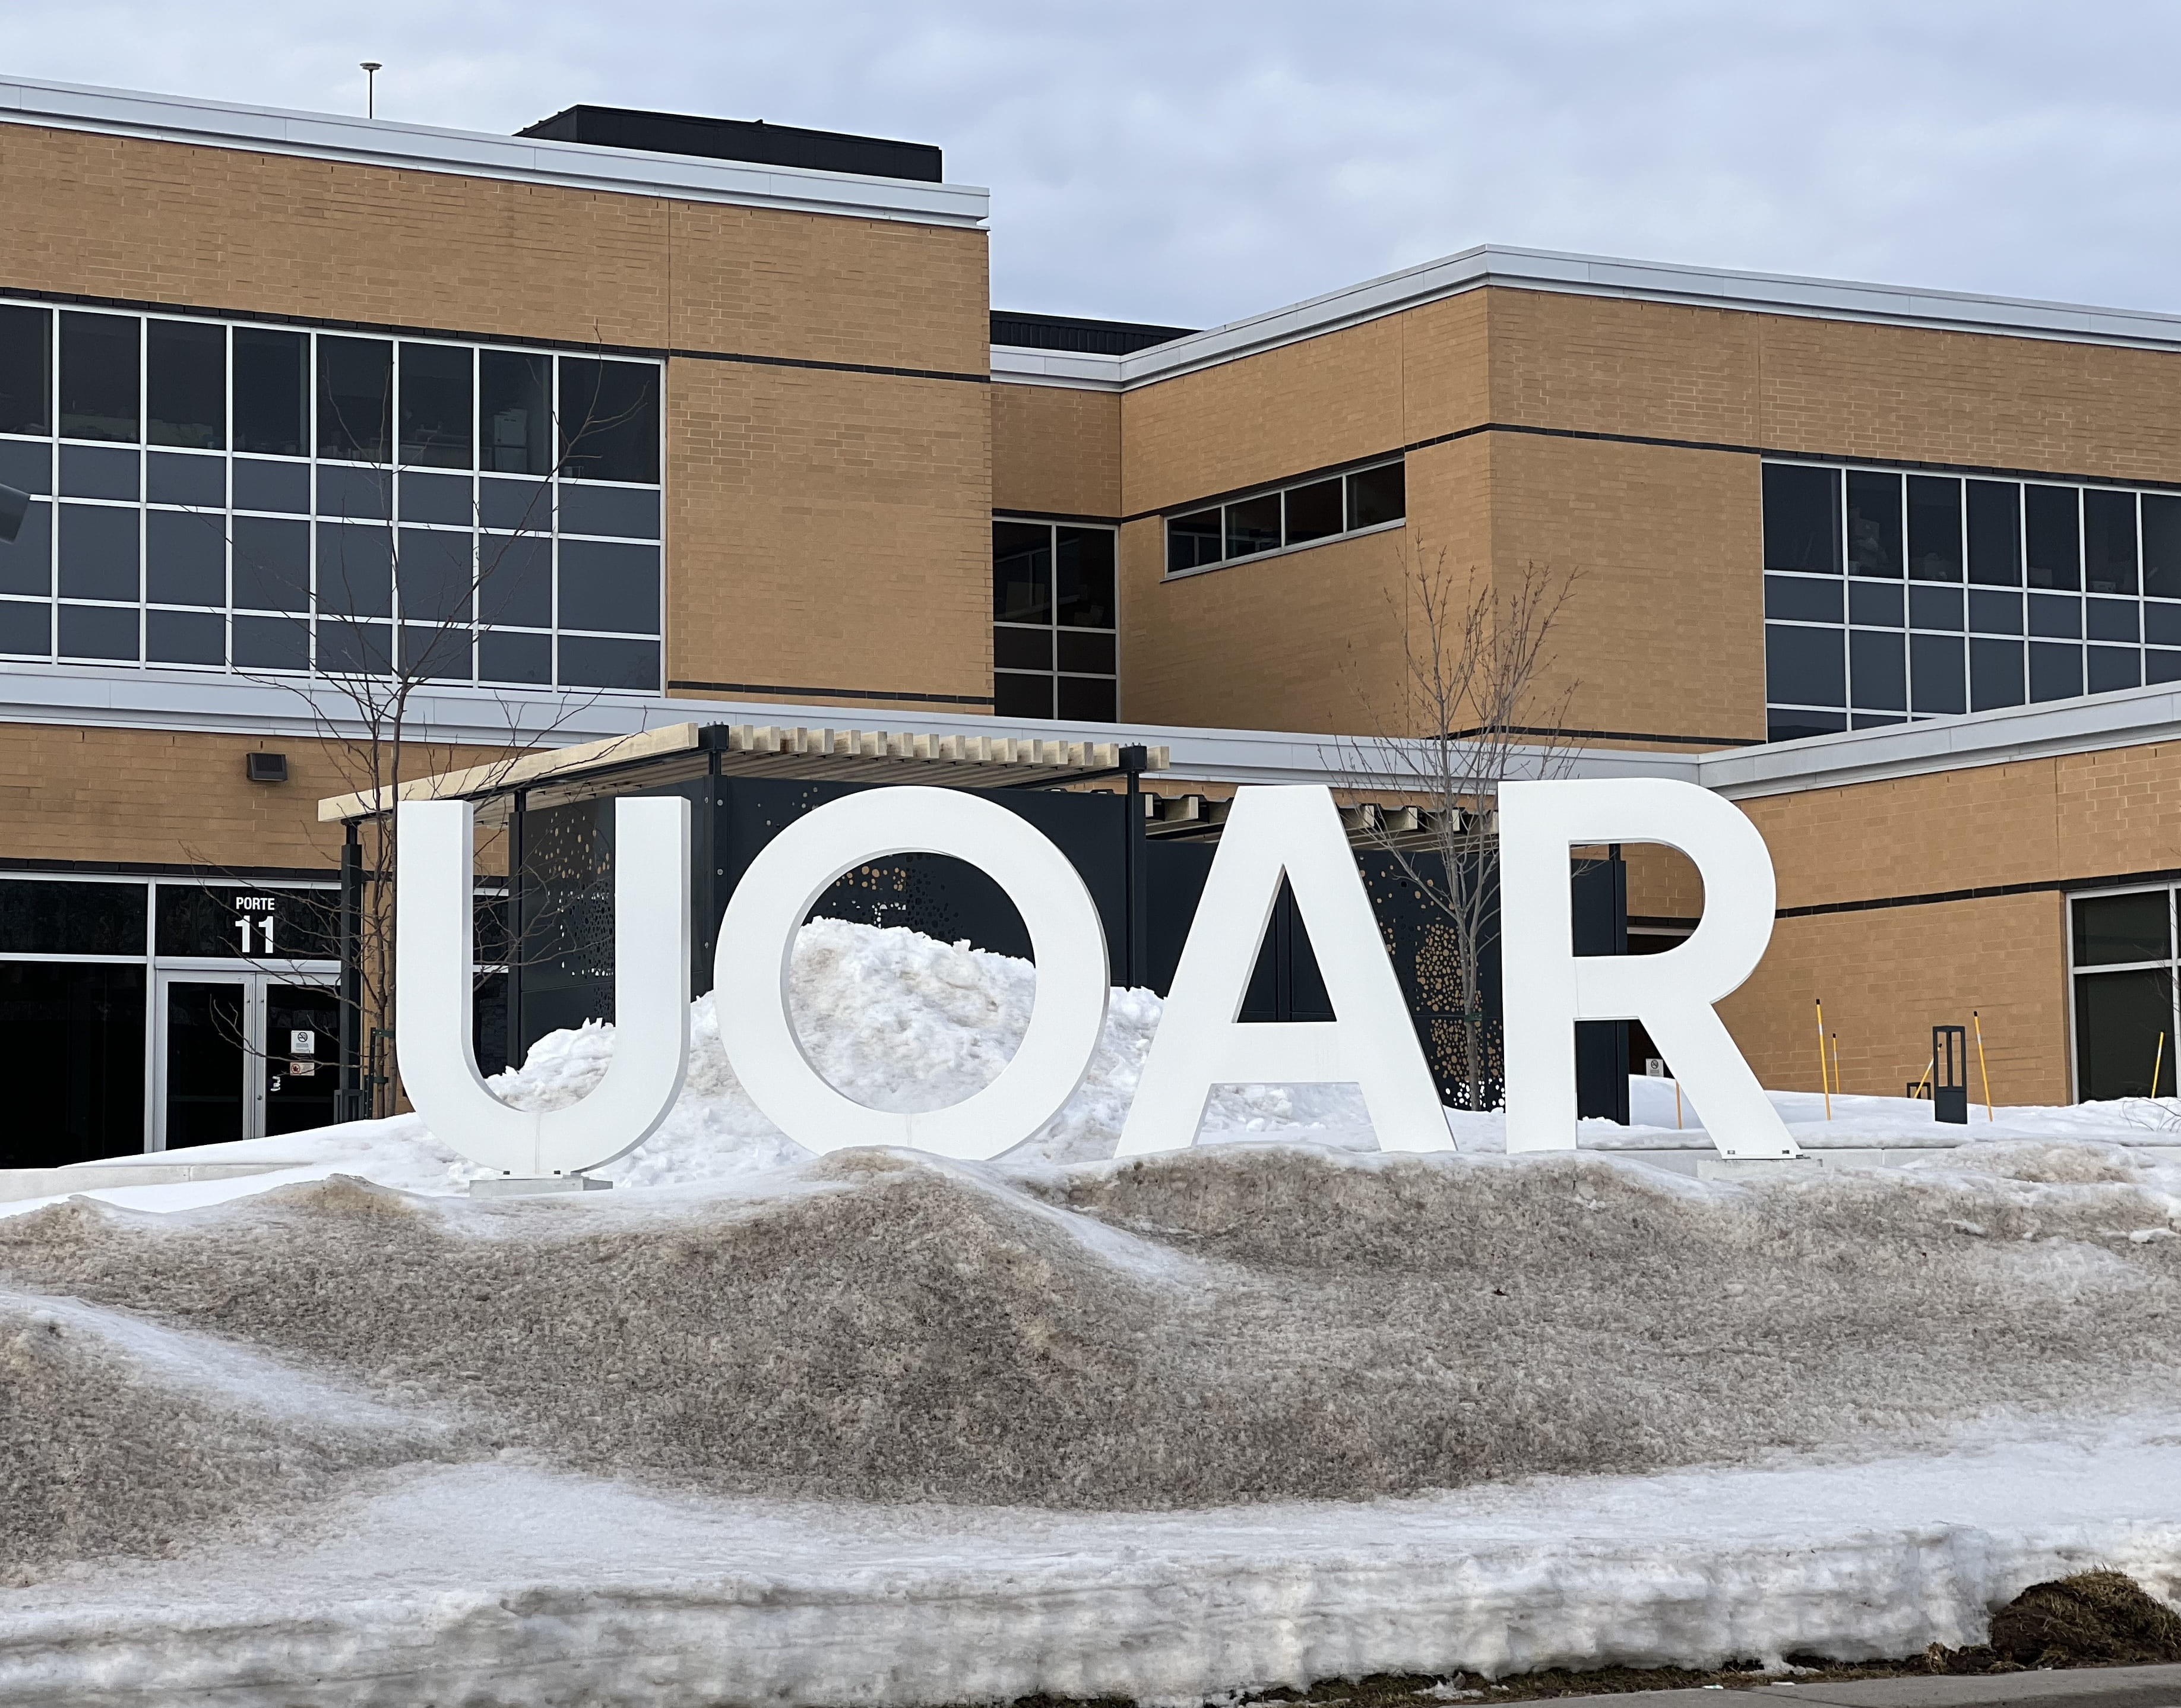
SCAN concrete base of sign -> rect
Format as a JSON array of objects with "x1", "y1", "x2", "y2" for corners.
[
  {"x1": 467, "y1": 1175, "x2": 613, "y2": 1198},
  {"x1": 1612, "y1": 1146, "x2": 1974, "y2": 1180},
  {"x1": 0, "y1": 1160, "x2": 311, "y2": 1205}
]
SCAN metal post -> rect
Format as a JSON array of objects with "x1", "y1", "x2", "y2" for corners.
[
  {"x1": 1120, "y1": 744, "x2": 1148, "y2": 989},
  {"x1": 507, "y1": 787, "x2": 527, "y2": 1071},
  {"x1": 339, "y1": 822, "x2": 363, "y2": 1123}
]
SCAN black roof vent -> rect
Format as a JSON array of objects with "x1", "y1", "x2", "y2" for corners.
[
  {"x1": 990, "y1": 312, "x2": 1198, "y2": 356},
  {"x1": 518, "y1": 105, "x2": 943, "y2": 183}
]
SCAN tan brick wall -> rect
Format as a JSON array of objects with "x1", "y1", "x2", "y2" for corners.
[
  {"x1": 1708, "y1": 741, "x2": 2181, "y2": 1104},
  {"x1": 0, "y1": 723, "x2": 514, "y2": 872},
  {"x1": 992, "y1": 385, "x2": 1122, "y2": 518},
  {"x1": 663, "y1": 361, "x2": 990, "y2": 701}
]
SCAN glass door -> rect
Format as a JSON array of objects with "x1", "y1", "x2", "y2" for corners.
[
  {"x1": 162, "y1": 977, "x2": 251, "y2": 1148},
  {"x1": 156, "y1": 972, "x2": 340, "y2": 1148},
  {"x1": 264, "y1": 983, "x2": 340, "y2": 1135}
]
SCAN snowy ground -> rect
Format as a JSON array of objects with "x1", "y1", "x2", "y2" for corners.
[{"x1": 2, "y1": 920, "x2": 2179, "y2": 1704}]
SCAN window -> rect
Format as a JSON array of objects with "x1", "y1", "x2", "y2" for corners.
[
  {"x1": 993, "y1": 518, "x2": 1117, "y2": 721},
  {"x1": 1762, "y1": 460, "x2": 2181, "y2": 739},
  {"x1": 1164, "y1": 458, "x2": 1404, "y2": 575},
  {"x1": 0, "y1": 297, "x2": 663, "y2": 692},
  {"x1": 2069, "y1": 887, "x2": 2181, "y2": 1099}
]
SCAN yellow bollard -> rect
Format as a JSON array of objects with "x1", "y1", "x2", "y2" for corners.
[
  {"x1": 2155, "y1": 1032, "x2": 2167, "y2": 1101},
  {"x1": 1816, "y1": 997, "x2": 1832, "y2": 1120},
  {"x1": 1972, "y1": 1010, "x2": 1995, "y2": 1121},
  {"x1": 1831, "y1": 1034, "x2": 1843, "y2": 1105}
]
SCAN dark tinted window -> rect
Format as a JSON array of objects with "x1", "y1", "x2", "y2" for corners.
[
  {"x1": 479, "y1": 476, "x2": 550, "y2": 533},
  {"x1": 994, "y1": 672, "x2": 1052, "y2": 718},
  {"x1": 2148, "y1": 602, "x2": 2181, "y2": 647},
  {"x1": 1057, "y1": 630, "x2": 1116, "y2": 673},
  {"x1": 318, "y1": 463, "x2": 390, "y2": 521},
  {"x1": 1969, "y1": 589, "x2": 2022, "y2": 634},
  {"x1": 1055, "y1": 527, "x2": 1115, "y2": 627},
  {"x1": 398, "y1": 471, "x2": 471, "y2": 526},
  {"x1": 315, "y1": 523, "x2": 394, "y2": 618},
  {"x1": 558, "y1": 634, "x2": 659, "y2": 691},
  {"x1": 59, "y1": 313, "x2": 138, "y2": 444},
  {"x1": 401, "y1": 622, "x2": 471, "y2": 680},
  {"x1": 1909, "y1": 633, "x2": 1965, "y2": 714},
  {"x1": 232, "y1": 516, "x2": 310, "y2": 612},
  {"x1": 0, "y1": 501, "x2": 52, "y2": 595},
  {"x1": 2075, "y1": 968, "x2": 2174, "y2": 1100},
  {"x1": 58, "y1": 504, "x2": 138, "y2": 600},
  {"x1": 1166, "y1": 509, "x2": 1221, "y2": 573},
  {"x1": 2030, "y1": 640, "x2": 2083, "y2": 701},
  {"x1": 1346, "y1": 461, "x2": 1404, "y2": 529},
  {"x1": 0, "y1": 597, "x2": 50, "y2": 653},
  {"x1": 1846, "y1": 471, "x2": 1902, "y2": 577},
  {"x1": 1762, "y1": 465, "x2": 1840, "y2": 573},
  {"x1": 399, "y1": 342, "x2": 472, "y2": 469},
  {"x1": 0, "y1": 961, "x2": 145, "y2": 1166},
  {"x1": 2083, "y1": 489, "x2": 2138, "y2": 594},
  {"x1": 1906, "y1": 475, "x2": 1961, "y2": 581},
  {"x1": 2028, "y1": 593, "x2": 2081, "y2": 638},
  {"x1": 1226, "y1": 493, "x2": 1280, "y2": 558},
  {"x1": 147, "y1": 320, "x2": 226, "y2": 450},
  {"x1": 2089, "y1": 645, "x2": 2141, "y2": 694},
  {"x1": 0, "y1": 305, "x2": 51, "y2": 437},
  {"x1": 318, "y1": 617, "x2": 392, "y2": 675},
  {"x1": 317, "y1": 336, "x2": 392, "y2": 463},
  {"x1": 2152, "y1": 649, "x2": 2181, "y2": 683},
  {"x1": 557, "y1": 540, "x2": 659, "y2": 632},
  {"x1": 479, "y1": 351, "x2": 552, "y2": 476},
  {"x1": 1284, "y1": 478, "x2": 1343, "y2": 544},
  {"x1": 148, "y1": 450, "x2": 224, "y2": 508},
  {"x1": 994, "y1": 521, "x2": 1050, "y2": 622},
  {"x1": 0, "y1": 878, "x2": 145, "y2": 953},
  {"x1": 232, "y1": 612, "x2": 309, "y2": 671},
  {"x1": 396, "y1": 526, "x2": 474, "y2": 624},
  {"x1": 146, "y1": 510, "x2": 225, "y2": 606},
  {"x1": 2025, "y1": 484, "x2": 2080, "y2": 589},
  {"x1": 1765, "y1": 622, "x2": 1844, "y2": 706},
  {"x1": 2087, "y1": 598, "x2": 2139, "y2": 643},
  {"x1": 59, "y1": 445, "x2": 138, "y2": 501},
  {"x1": 1849, "y1": 628, "x2": 1905, "y2": 710},
  {"x1": 1967, "y1": 480, "x2": 2021, "y2": 585},
  {"x1": 147, "y1": 607, "x2": 224, "y2": 666},
  {"x1": 558, "y1": 358, "x2": 659, "y2": 484},
  {"x1": 1056, "y1": 675, "x2": 1118, "y2": 720},
  {"x1": 2145, "y1": 494, "x2": 2181, "y2": 600},
  {"x1": 1848, "y1": 580, "x2": 1903, "y2": 627},
  {"x1": 1767, "y1": 709, "x2": 1846, "y2": 742},
  {"x1": 234, "y1": 329, "x2": 307, "y2": 457},
  {"x1": 1909, "y1": 584, "x2": 1963, "y2": 630},
  {"x1": 477, "y1": 534, "x2": 552, "y2": 628},
  {"x1": 1764, "y1": 574, "x2": 1840, "y2": 622},
  {"x1": 480, "y1": 628, "x2": 552, "y2": 684},
  {"x1": 993, "y1": 626, "x2": 1050, "y2": 670},
  {"x1": 59, "y1": 602, "x2": 139, "y2": 660},
  {"x1": 0, "y1": 438, "x2": 49, "y2": 498},
  {"x1": 559, "y1": 482, "x2": 659, "y2": 539},
  {"x1": 155, "y1": 884, "x2": 340, "y2": 960},
  {"x1": 233, "y1": 457, "x2": 309, "y2": 514},
  {"x1": 2074, "y1": 889, "x2": 2171, "y2": 966},
  {"x1": 1969, "y1": 637, "x2": 2024, "y2": 710}
]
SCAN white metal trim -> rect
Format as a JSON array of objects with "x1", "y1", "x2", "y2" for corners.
[{"x1": 0, "y1": 75, "x2": 989, "y2": 230}]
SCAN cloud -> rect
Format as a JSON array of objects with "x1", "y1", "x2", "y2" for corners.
[{"x1": 8, "y1": 1, "x2": 2181, "y2": 330}]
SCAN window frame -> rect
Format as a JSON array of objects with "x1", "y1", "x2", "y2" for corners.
[
  {"x1": 1161, "y1": 457, "x2": 1406, "y2": 580},
  {"x1": 992, "y1": 514, "x2": 1119, "y2": 723},
  {"x1": 2066, "y1": 880, "x2": 2181, "y2": 1102}
]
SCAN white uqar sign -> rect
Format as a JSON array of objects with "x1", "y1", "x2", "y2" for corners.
[{"x1": 395, "y1": 779, "x2": 1797, "y2": 1176}]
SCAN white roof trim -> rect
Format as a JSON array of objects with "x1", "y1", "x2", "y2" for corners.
[
  {"x1": 0, "y1": 74, "x2": 989, "y2": 230},
  {"x1": 993, "y1": 244, "x2": 2181, "y2": 391},
  {"x1": 7, "y1": 661, "x2": 2180, "y2": 806}
]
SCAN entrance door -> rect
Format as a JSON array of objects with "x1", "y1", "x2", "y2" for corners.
[
  {"x1": 163, "y1": 977, "x2": 251, "y2": 1149},
  {"x1": 157, "y1": 973, "x2": 339, "y2": 1149}
]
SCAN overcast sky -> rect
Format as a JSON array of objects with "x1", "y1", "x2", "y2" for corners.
[{"x1": 8, "y1": 2, "x2": 2179, "y2": 332}]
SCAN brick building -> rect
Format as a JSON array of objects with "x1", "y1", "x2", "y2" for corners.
[{"x1": 4, "y1": 73, "x2": 2178, "y2": 1162}]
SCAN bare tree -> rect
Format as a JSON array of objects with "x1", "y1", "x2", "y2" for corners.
[{"x1": 1334, "y1": 547, "x2": 1581, "y2": 1111}]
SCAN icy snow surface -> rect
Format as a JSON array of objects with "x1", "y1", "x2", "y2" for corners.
[{"x1": 2, "y1": 919, "x2": 2179, "y2": 1704}]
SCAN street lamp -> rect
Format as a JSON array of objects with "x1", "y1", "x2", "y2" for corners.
[{"x1": 360, "y1": 62, "x2": 382, "y2": 120}]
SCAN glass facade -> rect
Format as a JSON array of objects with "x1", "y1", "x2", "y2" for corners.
[
  {"x1": 1165, "y1": 459, "x2": 1405, "y2": 575},
  {"x1": 1764, "y1": 460, "x2": 2181, "y2": 742},
  {"x1": 2069, "y1": 885, "x2": 2181, "y2": 1100},
  {"x1": 993, "y1": 519, "x2": 1118, "y2": 719},
  {"x1": 0, "y1": 301, "x2": 664, "y2": 693}
]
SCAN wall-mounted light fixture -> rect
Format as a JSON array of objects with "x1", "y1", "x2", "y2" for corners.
[
  {"x1": 245, "y1": 752, "x2": 290, "y2": 784},
  {"x1": 0, "y1": 482, "x2": 27, "y2": 546}
]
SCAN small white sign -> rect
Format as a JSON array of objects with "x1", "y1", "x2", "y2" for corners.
[
  {"x1": 288, "y1": 1059, "x2": 317, "y2": 1077},
  {"x1": 290, "y1": 1030, "x2": 316, "y2": 1055},
  {"x1": 1645, "y1": 1057, "x2": 1667, "y2": 1077}
]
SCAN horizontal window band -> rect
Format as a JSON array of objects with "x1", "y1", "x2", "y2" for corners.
[
  {"x1": 1778, "y1": 866, "x2": 2181, "y2": 920},
  {"x1": 0, "y1": 855, "x2": 337, "y2": 882},
  {"x1": 993, "y1": 510, "x2": 1123, "y2": 526},
  {"x1": 0, "y1": 287, "x2": 987, "y2": 386},
  {"x1": 1130, "y1": 426, "x2": 2181, "y2": 526},
  {"x1": 667, "y1": 679, "x2": 995, "y2": 706},
  {"x1": 1127, "y1": 454, "x2": 1408, "y2": 525}
]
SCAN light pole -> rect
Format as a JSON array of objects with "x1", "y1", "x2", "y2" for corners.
[{"x1": 360, "y1": 62, "x2": 382, "y2": 120}]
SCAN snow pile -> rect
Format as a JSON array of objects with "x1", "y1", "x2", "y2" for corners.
[{"x1": 489, "y1": 916, "x2": 1373, "y2": 1186}]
